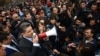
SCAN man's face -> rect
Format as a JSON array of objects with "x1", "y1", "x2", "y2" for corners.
[
  {"x1": 62, "y1": 5, "x2": 67, "y2": 11},
  {"x1": 53, "y1": 8, "x2": 58, "y2": 14},
  {"x1": 3, "y1": 26, "x2": 10, "y2": 33},
  {"x1": 32, "y1": 7, "x2": 37, "y2": 14},
  {"x1": 91, "y1": 5, "x2": 97, "y2": 11},
  {"x1": 80, "y1": 3, "x2": 86, "y2": 9},
  {"x1": 50, "y1": 19, "x2": 56, "y2": 24},
  {"x1": 12, "y1": 13, "x2": 20, "y2": 20},
  {"x1": 1, "y1": 11, "x2": 6, "y2": 16},
  {"x1": 89, "y1": 20, "x2": 96, "y2": 26},
  {"x1": 84, "y1": 29, "x2": 93, "y2": 38},
  {"x1": 6, "y1": 35, "x2": 12, "y2": 44},
  {"x1": 26, "y1": 13, "x2": 32, "y2": 19},
  {"x1": 75, "y1": 20, "x2": 81, "y2": 25},
  {"x1": 24, "y1": 26, "x2": 34, "y2": 37}
]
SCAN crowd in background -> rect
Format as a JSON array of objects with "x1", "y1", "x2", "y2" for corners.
[{"x1": 0, "y1": 0, "x2": 100, "y2": 56}]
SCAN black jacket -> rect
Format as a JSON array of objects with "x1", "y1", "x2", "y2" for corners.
[{"x1": 19, "y1": 37, "x2": 53, "y2": 56}]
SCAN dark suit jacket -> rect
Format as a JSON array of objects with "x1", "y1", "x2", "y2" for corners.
[
  {"x1": 18, "y1": 37, "x2": 47, "y2": 56},
  {"x1": 5, "y1": 47, "x2": 18, "y2": 56}
]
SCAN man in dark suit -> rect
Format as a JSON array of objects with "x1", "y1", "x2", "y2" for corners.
[
  {"x1": 0, "y1": 22, "x2": 20, "y2": 51},
  {"x1": 18, "y1": 22, "x2": 52, "y2": 56},
  {"x1": 0, "y1": 32, "x2": 20, "y2": 56}
]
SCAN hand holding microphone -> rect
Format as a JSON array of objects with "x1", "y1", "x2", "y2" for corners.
[{"x1": 32, "y1": 33, "x2": 39, "y2": 43}]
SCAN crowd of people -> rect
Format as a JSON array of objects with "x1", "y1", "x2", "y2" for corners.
[{"x1": 0, "y1": 0, "x2": 100, "y2": 56}]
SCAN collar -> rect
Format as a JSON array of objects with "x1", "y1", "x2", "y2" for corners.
[
  {"x1": 85, "y1": 40, "x2": 94, "y2": 44},
  {"x1": 23, "y1": 36, "x2": 32, "y2": 42},
  {"x1": 2, "y1": 44, "x2": 19, "y2": 52},
  {"x1": 25, "y1": 38, "x2": 32, "y2": 42}
]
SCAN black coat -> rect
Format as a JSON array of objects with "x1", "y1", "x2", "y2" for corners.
[
  {"x1": 6, "y1": 47, "x2": 18, "y2": 56},
  {"x1": 19, "y1": 37, "x2": 52, "y2": 56}
]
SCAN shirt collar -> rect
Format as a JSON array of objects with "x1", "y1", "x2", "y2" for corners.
[
  {"x1": 23, "y1": 35, "x2": 32, "y2": 42},
  {"x1": 25, "y1": 38, "x2": 32, "y2": 42}
]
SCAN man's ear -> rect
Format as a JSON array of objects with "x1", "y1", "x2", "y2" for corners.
[{"x1": 20, "y1": 33, "x2": 24, "y2": 36}]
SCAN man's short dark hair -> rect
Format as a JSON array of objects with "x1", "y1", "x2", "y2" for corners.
[
  {"x1": 0, "y1": 32, "x2": 10, "y2": 43},
  {"x1": 84, "y1": 27, "x2": 94, "y2": 34},
  {"x1": 19, "y1": 22, "x2": 31, "y2": 33},
  {"x1": 80, "y1": 43, "x2": 95, "y2": 56},
  {"x1": 0, "y1": 22, "x2": 7, "y2": 31},
  {"x1": 80, "y1": 1, "x2": 86, "y2": 4}
]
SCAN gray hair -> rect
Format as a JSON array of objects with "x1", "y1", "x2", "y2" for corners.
[{"x1": 19, "y1": 22, "x2": 31, "y2": 33}]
